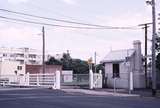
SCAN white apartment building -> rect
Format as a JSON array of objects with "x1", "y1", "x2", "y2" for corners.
[{"x1": 0, "y1": 47, "x2": 50, "y2": 65}]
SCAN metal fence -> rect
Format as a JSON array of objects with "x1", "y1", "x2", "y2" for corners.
[{"x1": 61, "y1": 74, "x2": 89, "y2": 87}]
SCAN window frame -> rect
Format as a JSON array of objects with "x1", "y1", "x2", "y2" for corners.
[{"x1": 112, "y1": 63, "x2": 120, "y2": 78}]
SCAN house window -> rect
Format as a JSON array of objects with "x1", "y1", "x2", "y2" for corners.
[
  {"x1": 113, "y1": 63, "x2": 120, "y2": 78},
  {"x1": 17, "y1": 66, "x2": 22, "y2": 70}
]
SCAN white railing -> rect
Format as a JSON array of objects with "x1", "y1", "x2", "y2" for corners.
[
  {"x1": 28, "y1": 73, "x2": 56, "y2": 86},
  {"x1": 0, "y1": 71, "x2": 60, "y2": 89}
]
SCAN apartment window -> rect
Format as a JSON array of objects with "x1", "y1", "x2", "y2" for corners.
[
  {"x1": 113, "y1": 63, "x2": 120, "y2": 78},
  {"x1": 17, "y1": 66, "x2": 22, "y2": 70},
  {"x1": 29, "y1": 54, "x2": 36, "y2": 58},
  {"x1": 3, "y1": 53, "x2": 7, "y2": 57}
]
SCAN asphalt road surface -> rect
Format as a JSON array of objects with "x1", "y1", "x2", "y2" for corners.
[{"x1": 0, "y1": 87, "x2": 160, "y2": 108}]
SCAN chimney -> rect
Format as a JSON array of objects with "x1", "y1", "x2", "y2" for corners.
[{"x1": 133, "y1": 40, "x2": 142, "y2": 72}]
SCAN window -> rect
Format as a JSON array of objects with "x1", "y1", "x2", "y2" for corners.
[
  {"x1": 17, "y1": 66, "x2": 22, "y2": 70},
  {"x1": 113, "y1": 63, "x2": 120, "y2": 78},
  {"x1": 3, "y1": 53, "x2": 7, "y2": 57}
]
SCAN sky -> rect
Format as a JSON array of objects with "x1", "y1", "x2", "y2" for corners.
[{"x1": 0, "y1": 0, "x2": 160, "y2": 63}]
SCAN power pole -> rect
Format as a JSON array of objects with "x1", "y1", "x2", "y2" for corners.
[
  {"x1": 139, "y1": 23, "x2": 152, "y2": 88},
  {"x1": 94, "y1": 52, "x2": 97, "y2": 73},
  {"x1": 151, "y1": 0, "x2": 157, "y2": 97},
  {"x1": 146, "y1": 0, "x2": 157, "y2": 96},
  {"x1": 42, "y1": 26, "x2": 45, "y2": 74}
]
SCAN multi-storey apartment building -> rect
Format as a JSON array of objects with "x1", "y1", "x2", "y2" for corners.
[{"x1": 0, "y1": 47, "x2": 50, "y2": 65}]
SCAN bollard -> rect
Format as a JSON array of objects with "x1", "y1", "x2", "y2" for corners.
[
  {"x1": 56, "y1": 70, "x2": 60, "y2": 89},
  {"x1": 89, "y1": 69, "x2": 94, "y2": 89},
  {"x1": 129, "y1": 71, "x2": 133, "y2": 94},
  {"x1": 37, "y1": 74, "x2": 40, "y2": 86},
  {"x1": 113, "y1": 77, "x2": 116, "y2": 93},
  {"x1": 25, "y1": 72, "x2": 30, "y2": 86}
]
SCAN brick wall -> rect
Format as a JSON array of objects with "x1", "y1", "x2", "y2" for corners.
[{"x1": 26, "y1": 65, "x2": 62, "y2": 74}]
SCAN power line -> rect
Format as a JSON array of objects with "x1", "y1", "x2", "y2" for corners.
[
  {"x1": 0, "y1": 16, "x2": 104, "y2": 29},
  {"x1": 0, "y1": 15, "x2": 140, "y2": 30},
  {"x1": 0, "y1": 8, "x2": 139, "y2": 29}
]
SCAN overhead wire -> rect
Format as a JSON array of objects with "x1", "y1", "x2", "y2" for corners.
[
  {"x1": 0, "y1": 8, "x2": 140, "y2": 30},
  {"x1": 0, "y1": 16, "x2": 116, "y2": 29}
]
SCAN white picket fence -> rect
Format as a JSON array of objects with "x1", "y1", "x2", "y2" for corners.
[
  {"x1": 0, "y1": 71, "x2": 60, "y2": 89},
  {"x1": 0, "y1": 70, "x2": 102, "y2": 89}
]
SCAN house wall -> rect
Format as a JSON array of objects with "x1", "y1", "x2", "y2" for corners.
[
  {"x1": 104, "y1": 40, "x2": 145, "y2": 89},
  {"x1": 105, "y1": 55, "x2": 145, "y2": 89},
  {"x1": 132, "y1": 40, "x2": 145, "y2": 88},
  {"x1": 0, "y1": 61, "x2": 25, "y2": 84},
  {"x1": 105, "y1": 62, "x2": 129, "y2": 89},
  {"x1": 0, "y1": 61, "x2": 25, "y2": 75},
  {"x1": 26, "y1": 65, "x2": 62, "y2": 74}
]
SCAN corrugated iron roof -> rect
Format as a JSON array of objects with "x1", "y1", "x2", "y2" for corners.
[{"x1": 101, "y1": 49, "x2": 135, "y2": 63}]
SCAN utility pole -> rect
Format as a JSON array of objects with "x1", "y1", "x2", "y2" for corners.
[
  {"x1": 42, "y1": 26, "x2": 45, "y2": 74},
  {"x1": 139, "y1": 23, "x2": 152, "y2": 88},
  {"x1": 146, "y1": 0, "x2": 157, "y2": 96},
  {"x1": 151, "y1": 0, "x2": 157, "y2": 97},
  {"x1": 94, "y1": 52, "x2": 97, "y2": 73}
]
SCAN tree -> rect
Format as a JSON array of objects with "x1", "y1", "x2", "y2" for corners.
[
  {"x1": 156, "y1": 35, "x2": 160, "y2": 72},
  {"x1": 156, "y1": 54, "x2": 160, "y2": 71},
  {"x1": 72, "y1": 59, "x2": 89, "y2": 74},
  {"x1": 45, "y1": 57, "x2": 62, "y2": 65},
  {"x1": 61, "y1": 53, "x2": 73, "y2": 70},
  {"x1": 96, "y1": 64, "x2": 105, "y2": 73},
  {"x1": 46, "y1": 52, "x2": 89, "y2": 74}
]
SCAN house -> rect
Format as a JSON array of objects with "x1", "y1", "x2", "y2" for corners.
[
  {"x1": 101, "y1": 40, "x2": 145, "y2": 89},
  {"x1": 0, "y1": 60, "x2": 25, "y2": 84},
  {"x1": 0, "y1": 60, "x2": 25, "y2": 76}
]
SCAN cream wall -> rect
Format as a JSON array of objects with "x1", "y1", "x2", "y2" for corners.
[
  {"x1": 0, "y1": 61, "x2": 25, "y2": 75},
  {"x1": 105, "y1": 62, "x2": 129, "y2": 89}
]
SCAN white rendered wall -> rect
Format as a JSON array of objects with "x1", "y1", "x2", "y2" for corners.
[{"x1": 105, "y1": 62, "x2": 129, "y2": 89}]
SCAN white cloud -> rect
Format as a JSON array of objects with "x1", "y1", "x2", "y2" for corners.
[
  {"x1": 62, "y1": 0, "x2": 76, "y2": 5},
  {"x1": 7, "y1": 0, "x2": 29, "y2": 4}
]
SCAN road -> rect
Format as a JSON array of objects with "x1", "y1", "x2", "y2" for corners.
[{"x1": 0, "y1": 87, "x2": 160, "y2": 108}]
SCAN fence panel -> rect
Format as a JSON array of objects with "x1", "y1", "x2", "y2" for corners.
[
  {"x1": 61, "y1": 74, "x2": 89, "y2": 87},
  {"x1": 29, "y1": 73, "x2": 56, "y2": 87}
]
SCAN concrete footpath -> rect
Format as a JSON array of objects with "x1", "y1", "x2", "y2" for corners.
[
  {"x1": 62, "y1": 89, "x2": 140, "y2": 97},
  {"x1": 93, "y1": 88, "x2": 160, "y2": 97},
  {"x1": 62, "y1": 88, "x2": 160, "y2": 97}
]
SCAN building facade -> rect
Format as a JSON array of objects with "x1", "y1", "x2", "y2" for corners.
[
  {"x1": 101, "y1": 40, "x2": 145, "y2": 89},
  {"x1": 0, "y1": 47, "x2": 50, "y2": 65}
]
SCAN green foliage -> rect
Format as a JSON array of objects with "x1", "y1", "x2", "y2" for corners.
[
  {"x1": 156, "y1": 53, "x2": 160, "y2": 71},
  {"x1": 61, "y1": 53, "x2": 73, "y2": 70},
  {"x1": 155, "y1": 36, "x2": 160, "y2": 52},
  {"x1": 156, "y1": 35, "x2": 160, "y2": 72},
  {"x1": 46, "y1": 52, "x2": 89, "y2": 74},
  {"x1": 72, "y1": 59, "x2": 89, "y2": 74},
  {"x1": 96, "y1": 64, "x2": 105, "y2": 73},
  {"x1": 45, "y1": 57, "x2": 62, "y2": 65}
]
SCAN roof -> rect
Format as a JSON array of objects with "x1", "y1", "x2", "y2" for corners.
[{"x1": 101, "y1": 49, "x2": 135, "y2": 63}]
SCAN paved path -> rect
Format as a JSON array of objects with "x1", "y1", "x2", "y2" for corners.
[
  {"x1": 62, "y1": 89, "x2": 140, "y2": 97},
  {"x1": 0, "y1": 87, "x2": 160, "y2": 108}
]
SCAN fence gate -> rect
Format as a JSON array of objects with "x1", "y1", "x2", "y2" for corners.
[
  {"x1": 28, "y1": 73, "x2": 56, "y2": 87},
  {"x1": 0, "y1": 73, "x2": 57, "y2": 88},
  {"x1": 61, "y1": 74, "x2": 89, "y2": 88}
]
